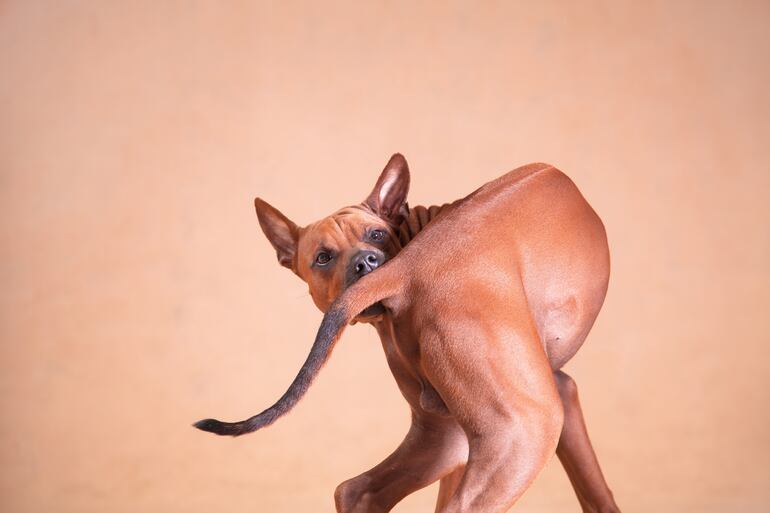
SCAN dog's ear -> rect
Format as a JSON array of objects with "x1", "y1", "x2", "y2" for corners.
[
  {"x1": 254, "y1": 198, "x2": 299, "y2": 270},
  {"x1": 364, "y1": 153, "x2": 410, "y2": 224}
]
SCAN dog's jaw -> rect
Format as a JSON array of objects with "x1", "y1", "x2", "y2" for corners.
[{"x1": 351, "y1": 302, "x2": 387, "y2": 324}]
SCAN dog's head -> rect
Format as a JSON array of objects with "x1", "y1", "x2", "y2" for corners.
[{"x1": 254, "y1": 154, "x2": 410, "y2": 321}]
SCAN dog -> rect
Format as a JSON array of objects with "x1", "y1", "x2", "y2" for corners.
[{"x1": 195, "y1": 154, "x2": 621, "y2": 513}]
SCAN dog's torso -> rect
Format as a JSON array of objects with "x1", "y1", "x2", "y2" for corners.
[
  {"x1": 371, "y1": 163, "x2": 609, "y2": 417},
  {"x1": 197, "y1": 156, "x2": 621, "y2": 513}
]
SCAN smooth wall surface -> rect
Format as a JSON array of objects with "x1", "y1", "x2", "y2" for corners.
[{"x1": 1, "y1": 2, "x2": 769, "y2": 512}]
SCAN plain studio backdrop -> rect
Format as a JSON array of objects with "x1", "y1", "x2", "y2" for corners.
[{"x1": 1, "y1": 2, "x2": 768, "y2": 512}]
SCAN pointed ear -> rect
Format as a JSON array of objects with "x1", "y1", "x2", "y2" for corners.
[
  {"x1": 254, "y1": 197, "x2": 299, "y2": 270},
  {"x1": 364, "y1": 153, "x2": 410, "y2": 224}
]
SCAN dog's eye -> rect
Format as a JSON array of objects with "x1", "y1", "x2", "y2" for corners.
[
  {"x1": 369, "y1": 229, "x2": 385, "y2": 241},
  {"x1": 315, "y1": 252, "x2": 332, "y2": 265}
]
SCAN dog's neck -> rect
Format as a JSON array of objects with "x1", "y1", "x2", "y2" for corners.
[{"x1": 396, "y1": 203, "x2": 451, "y2": 247}]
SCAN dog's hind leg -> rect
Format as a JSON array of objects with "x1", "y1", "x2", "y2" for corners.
[
  {"x1": 554, "y1": 370, "x2": 621, "y2": 513},
  {"x1": 334, "y1": 414, "x2": 467, "y2": 513},
  {"x1": 420, "y1": 319, "x2": 564, "y2": 513}
]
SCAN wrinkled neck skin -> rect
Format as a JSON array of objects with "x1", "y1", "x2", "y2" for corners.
[{"x1": 395, "y1": 203, "x2": 452, "y2": 249}]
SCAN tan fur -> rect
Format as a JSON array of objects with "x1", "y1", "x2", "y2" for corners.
[{"x1": 249, "y1": 154, "x2": 620, "y2": 512}]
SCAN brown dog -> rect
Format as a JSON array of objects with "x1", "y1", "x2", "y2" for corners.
[{"x1": 195, "y1": 155, "x2": 621, "y2": 513}]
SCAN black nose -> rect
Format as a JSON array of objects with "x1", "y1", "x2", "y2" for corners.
[{"x1": 351, "y1": 250, "x2": 381, "y2": 278}]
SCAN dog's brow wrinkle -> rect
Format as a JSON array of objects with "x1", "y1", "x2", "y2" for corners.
[
  {"x1": 331, "y1": 217, "x2": 345, "y2": 238},
  {"x1": 329, "y1": 212, "x2": 369, "y2": 242}
]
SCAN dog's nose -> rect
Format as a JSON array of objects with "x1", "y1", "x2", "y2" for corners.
[{"x1": 351, "y1": 250, "x2": 380, "y2": 277}]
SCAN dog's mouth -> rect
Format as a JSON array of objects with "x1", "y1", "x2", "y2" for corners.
[{"x1": 353, "y1": 301, "x2": 386, "y2": 322}]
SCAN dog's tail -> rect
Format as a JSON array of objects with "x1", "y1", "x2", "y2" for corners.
[{"x1": 193, "y1": 259, "x2": 405, "y2": 437}]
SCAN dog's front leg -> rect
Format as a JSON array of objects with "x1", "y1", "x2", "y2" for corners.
[
  {"x1": 434, "y1": 465, "x2": 465, "y2": 512},
  {"x1": 334, "y1": 414, "x2": 467, "y2": 513}
]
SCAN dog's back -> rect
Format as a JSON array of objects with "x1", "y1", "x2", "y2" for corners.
[{"x1": 383, "y1": 163, "x2": 610, "y2": 369}]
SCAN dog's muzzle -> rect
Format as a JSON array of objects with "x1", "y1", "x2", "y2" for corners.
[
  {"x1": 350, "y1": 250, "x2": 381, "y2": 278},
  {"x1": 347, "y1": 249, "x2": 387, "y2": 320}
]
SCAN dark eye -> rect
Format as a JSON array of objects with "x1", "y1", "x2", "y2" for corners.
[
  {"x1": 369, "y1": 229, "x2": 385, "y2": 242},
  {"x1": 315, "y1": 252, "x2": 332, "y2": 265}
]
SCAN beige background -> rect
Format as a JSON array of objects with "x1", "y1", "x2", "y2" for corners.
[{"x1": 1, "y1": 1, "x2": 769, "y2": 512}]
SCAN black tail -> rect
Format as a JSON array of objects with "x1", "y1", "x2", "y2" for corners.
[
  {"x1": 193, "y1": 308, "x2": 346, "y2": 436},
  {"x1": 193, "y1": 259, "x2": 403, "y2": 437}
]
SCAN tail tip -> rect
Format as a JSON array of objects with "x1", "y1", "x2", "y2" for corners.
[{"x1": 193, "y1": 418, "x2": 228, "y2": 435}]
